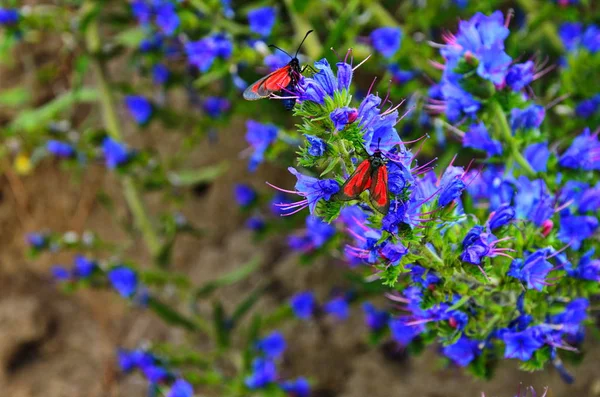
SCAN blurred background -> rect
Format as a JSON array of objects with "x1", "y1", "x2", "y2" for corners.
[{"x1": 1, "y1": 0, "x2": 599, "y2": 396}]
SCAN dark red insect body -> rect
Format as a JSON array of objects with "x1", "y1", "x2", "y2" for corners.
[
  {"x1": 243, "y1": 31, "x2": 312, "y2": 110},
  {"x1": 336, "y1": 151, "x2": 390, "y2": 215}
]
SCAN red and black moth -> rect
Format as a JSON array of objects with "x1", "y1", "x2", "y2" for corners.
[
  {"x1": 243, "y1": 30, "x2": 313, "y2": 110},
  {"x1": 336, "y1": 150, "x2": 390, "y2": 215}
]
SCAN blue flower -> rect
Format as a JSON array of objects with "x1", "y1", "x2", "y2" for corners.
[
  {"x1": 370, "y1": 27, "x2": 402, "y2": 58},
  {"x1": 102, "y1": 137, "x2": 131, "y2": 169},
  {"x1": 168, "y1": 379, "x2": 194, "y2": 397},
  {"x1": 152, "y1": 63, "x2": 170, "y2": 85},
  {"x1": 524, "y1": 142, "x2": 550, "y2": 172},
  {"x1": 73, "y1": 255, "x2": 96, "y2": 278},
  {"x1": 246, "y1": 216, "x2": 265, "y2": 231},
  {"x1": 557, "y1": 209, "x2": 598, "y2": 250},
  {"x1": 203, "y1": 96, "x2": 230, "y2": 118},
  {"x1": 447, "y1": 310, "x2": 469, "y2": 330},
  {"x1": 363, "y1": 302, "x2": 389, "y2": 331},
  {"x1": 290, "y1": 291, "x2": 315, "y2": 320},
  {"x1": 125, "y1": 95, "x2": 153, "y2": 125},
  {"x1": 186, "y1": 34, "x2": 232, "y2": 72},
  {"x1": 438, "y1": 166, "x2": 466, "y2": 207},
  {"x1": 27, "y1": 233, "x2": 47, "y2": 249},
  {"x1": 389, "y1": 318, "x2": 422, "y2": 346},
  {"x1": 108, "y1": 266, "x2": 138, "y2": 298},
  {"x1": 582, "y1": 25, "x2": 600, "y2": 53},
  {"x1": 256, "y1": 331, "x2": 286, "y2": 359},
  {"x1": 505, "y1": 61, "x2": 534, "y2": 91},
  {"x1": 304, "y1": 134, "x2": 327, "y2": 157},
  {"x1": 508, "y1": 249, "x2": 553, "y2": 291},
  {"x1": 559, "y1": 22, "x2": 583, "y2": 51},
  {"x1": 52, "y1": 266, "x2": 71, "y2": 282},
  {"x1": 407, "y1": 264, "x2": 440, "y2": 288},
  {"x1": 139, "y1": 34, "x2": 163, "y2": 52},
  {"x1": 330, "y1": 107, "x2": 358, "y2": 131},
  {"x1": 488, "y1": 203, "x2": 515, "y2": 230},
  {"x1": 154, "y1": 1, "x2": 179, "y2": 35},
  {"x1": 280, "y1": 377, "x2": 310, "y2": 397},
  {"x1": 142, "y1": 365, "x2": 169, "y2": 383},
  {"x1": 379, "y1": 241, "x2": 408, "y2": 266},
  {"x1": 514, "y1": 177, "x2": 553, "y2": 226},
  {"x1": 575, "y1": 95, "x2": 600, "y2": 118},
  {"x1": 460, "y1": 226, "x2": 502, "y2": 265},
  {"x1": 117, "y1": 349, "x2": 155, "y2": 372},
  {"x1": 324, "y1": 297, "x2": 350, "y2": 320},
  {"x1": 304, "y1": 215, "x2": 335, "y2": 248},
  {"x1": 47, "y1": 140, "x2": 75, "y2": 158},
  {"x1": 565, "y1": 248, "x2": 600, "y2": 282},
  {"x1": 559, "y1": 128, "x2": 600, "y2": 171},
  {"x1": 246, "y1": 120, "x2": 278, "y2": 171},
  {"x1": 580, "y1": 184, "x2": 600, "y2": 213},
  {"x1": 0, "y1": 8, "x2": 19, "y2": 25},
  {"x1": 248, "y1": 7, "x2": 276, "y2": 37},
  {"x1": 463, "y1": 122, "x2": 502, "y2": 157},
  {"x1": 286, "y1": 168, "x2": 339, "y2": 214},
  {"x1": 298, "y1": 59, "x2": 353, "y2": 104},
  {"x1": 503, "y1": 327, "x2": 543, "y2": 361},
  {"x1": 388, "y1": 65, "x2": 415, "y2": 84},
  {"x1": 387, "y1": 160, "x2": 414, "y2": 195},
  {"x1": 510, "y1": 105, "x2": 545, "y2": 131},
  {"x1": 245, "y1": 358, "x2": 277, "y2": 389},
  {"x1": 234, "y1": 184, "x2": 256, "y2": 207},
  {"x1": 443, "y1": 336, "x2": 479, "y2": 366},
  {"x1": 553, "y1": 298, "x2": 589, "y2": 335}
]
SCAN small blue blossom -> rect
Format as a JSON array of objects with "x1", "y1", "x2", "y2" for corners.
[
  {"x1": 463, "y1": 122, "x2": 502, "y2": 157},
  {"x1": 330, "y1": 107, "x2": 358, "y2": 131},
  {"x1": 407, "y1": 264, "x2": 440, "y2": 288},
  {"x1": 324, "y1": 297, "x2": 350, "y2": 320},
  {"x1": 108, "y1": 266, "x2": 138, "y2": 298},
  {"x1": 246, "y1": 216, "x2": 265, "y2": 231},
  {"x1": 102, "y1": 137, "x2": 131, "y2": 169},
  {"x1": 234, "y1": 184, "x2": 256, "y2": 207},
  {"x1": 246, "y1": 120, "x2": 278, "y2": 172},
  {"x1": 443, "y1": 336, "x2": 479, "y2": 366},
  {"x1": 203, "y1": 96, "x2": 230, "y2": 118},
  {"x1": 304, "y1": 134, "x2": 327, "y2": 157},
  {"x1": 557, "y1": 209, "x2": 598, "y2": 250},
  {"x1": 154, "y1": 1, "x2": 179, "y2": 35},
  {"x1": 290, "y1": 291, "x2": 315, "y2": 320},
  {"x1": 245, "y1": 358, "x2": 277, "y2": 389},
  {"x1": 142, "y1": 365, "x2": 169, "y2": 383},
  {"x1": 280, "y1": 377, "x2": 310, "y2": 397},
  {"x1": 27, "y1": 233, "x2": 47, "y2": 249},
  {"x1": 52, "y1": 266, "x2": 71, "y2": 282},
  {"x1": 47, "y1": 140, "x2": 75, "y2": 158},
  {"x1": 117, "y1": 349, "x2": 155, "y2": 372},
  {"x1": 389, "y1": 318, "x2": 422, "y2": 346},
  {"x1": 505, "y1": 61, "x2": 534, "y2": 91},
  {"x1": 248, "y1": 7, "x2": 276, "y2": 37},
  {"x1": 514, "y1": 177, "x2": 553, "y2": 226},
  {"x1": 363, "y1": 302, "x2": 389, "y2": 331},
  {"x1": 503, "y1": 327, "x2": 543, "y2": 361},
  {"x1": 73, "y1": 255, "x2": 96, "y2": 278},
  {"x1": 298, "y1": 59, "x2": 353, "y2": 104},
  {"x1": 524, "y1": 142, "x2": 550, "y2": 172},
  {"x1": 581, "y1": 25, "x2": 600, "y2": 53},
  {"x1": 186, "y1": 34, "x2": 232, "y2": 72},
  {"x1": 286, "y1": 168, "x2": 339, "y2": 214},
  {"x1": 152, "y1": 64, "x2": 170, "y2": 85},
  {"x1": 559, "y1": 128, "x2": 600, "y2": 171},
  {"x1": 580, "y1": 184, "x2": 600, "y2": 213},
  {"x1": 256, "y1": 331, "x2": 286, "y2": 359},
  {"x1": 388, "y1": 65, "x2": 415, "y2": 84},
  {"x1": 488, "y1": 203, "x2": 515, "y2": 230},
  {"x1": 508, "y1": 249, "x2": 553, "y2": 291},
  {"x1": 559, "y1": 22, "x2": 583, "y2": 51},
  {"x1": 438, "y1": 166, "x2": 466, "y2": 207},
  {"x1": 168, "y1": 379, "x2": 194, "y2": 397},
  {"x1": 370, "y1": 27, "x2": 402, "y2": 58},
  {"x1": 125, "y1": 95, "x2": 153, "y2": 125},
  {"x1": 510, "y1": 104, "x2": 545, "y2": 131},
  {"x1": 379, "y1": 241, "x2": 408, "y2": 266},
  {"x1": 0, "y1": 8, "x2": 19, "y2": 25},
  {"x1": 575, "y1": 95, "x2": 600, "y2": 118}
]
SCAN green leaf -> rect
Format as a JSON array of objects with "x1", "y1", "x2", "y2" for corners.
[
  {"x1": 212, "y1": 301, "x2": 230, "y2": 349},
  {"x1": 193, "y1": 256, "x2": 261, "y2": 298},
  {"x1": 168, "y1": 161, "x2": 229, "y2": 187},
  {"x1": 114, "y1": 27, "x2": 147, "y2": 48},
  {"x1": 447, "y1": 295, "x2": 470, "y2": 311},
  {"x1": 0, "y1": 87, "x2": 30, "y2": 107},
  {"x1": 147, "y1": 298, "x2": 198, "y2": 332}
]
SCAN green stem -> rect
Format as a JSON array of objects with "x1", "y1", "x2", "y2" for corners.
[
  {"x1": 282, "y1": 0, "x2": 322, "y2": 59},
  {"x1": 418, "y1": 244, "x2": 444, "y2": 269},
  {"x1": 85, "y1": 9, "x2": 161, "y2": 260},
  {"x1": 491, "y1": 101, "x2": 537, "y2": 179}
]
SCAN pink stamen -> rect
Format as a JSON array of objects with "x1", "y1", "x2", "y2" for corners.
[
  {"x1": 266, "y1": 181, "x2": 303, "y2": 195},
  {"x1": 428, "y1": 60, "x2": 446, "y2": 70},
  {"x1": 353, "y1": 54, "x2": 372, "y2": 71},
  {"x1": 366, "y1": 76, "x2": 378, "y2": 97},
  {"x1": 504, "y1": 8, "x2": 514, "y2": 27}
]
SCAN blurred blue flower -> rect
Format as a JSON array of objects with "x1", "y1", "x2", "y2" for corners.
[
  {"x1": 370, "y1": 27, "x2": 402, "y2": 58},
  {"x1": 290, "y1": 291, "x2": 315, "y2": 320},
  {"x1": 557, "y1": 209, "x2": 598, "y2": 250},
  {"x1": 131, "y1": 0, "x2": 179, "y2": 35},
  {"x1": 256, "y1": 331, "x2": 286, "y2": 358},
  {"x1": 582, "y1": 25, "x2": 600, "y2": 53},
  {"x1": 0, "y1": 7, "x2": 19, "y2": 25},
  {"x1": 510, "y1": 104, "x2": 545, "y2": 131},
  {"x1": 52, "y1": 266, "x2": 71, "y2": 282},
  {"x1": 304, "y1": 134, "x2": 327, "y2": 157},
  {"x1": 246, "y1": 120, "x2": 278, "y2": 171},
  {"x1": 524, "y1": 142, "x2": 549, "y2": 172},
  {"x1": 117, "y1": 349, "x2": 155, "y2": 372},
  {"x1": 463, "y1": 122, "x2": 502, "y2": 157},
  {"x1": 363, "y1": 302, "x2": 389, "y2": 331},
  {"x1": 388, "y1": 65, "x2": 415, "y2": 84},
  {"x1": 108, "y1": 266, "x2": 138, "y2": 298},
  {"x1": 575, "y1": 95, "x2": 600, "y2": 118},
  {"x1": 438, "y1": 166, "x2": 465, "y2": 207},
  {"x1": 186, "y1": 34, "x2": 232, "y2": 72},
  {"x1": 246, "y1": 216, "x2": 265, "y2": 231},
  {"x1": 508, "y1": 249, "x2": 553, "y2": 291},
  {"x1": 248, "y1": 7, "x2": 276, "y2": 37},
  {"x1": 73, "y1": 255, "x2": 96, "y2": 278},
  {"x1": 379, "y1": 241, "x2": 408, "y2": 266},
  {"x1": 505, "y1": 61, "x2": 534, "y2": 91},
  {"x1": 168, "y1": 379, "x2": 194, "y2": 397},
  {"x1": 245, "y1": 358, "x2": 277, "y2": 389},
  {"x1": 102, "y1": 137, "x2": 131, "y2": 169},
  {"x1": 234, "y1": 184, "x2": 256, "y2": 207},
  {"x1": 27, "y1": 233, "x2": 47, "y2": 249},
  {"x1": 443, "y1": 336, "x2": 479, "y2": 366},
  {"x1": 324, "y1": 297, "x2": 349, "y2": 320},
  {"x1": 559, "y1": 22, "x2": 583, "y2": 51},
  {"x1": 152, "y1": 63, "x2": 169, "y2": 85},
  {"x1": 47, "y1": 140, "x2": 75, "y2": 158},
  {"x1": 503, "y1": 327, "x2": 543, "y2": 361},
  {"x1": 514, "y1": 177, "x2": 553, "y2": 226},
  {"x1": 559, "y1": 128, "x2": 600, "y2": 171},
  {"x1": 488, "y1": 203, "x2": 515, "y2": 230},
  {"x1": 407, "y1": 264, "x2": 440, "y2": 288},
  {"x1": 288, "y1": 216, "x2": 335, "y2": 252},
  {"x1": 142, "y1": 364, "x2": 169, "y2": 383},
  {"x1": 203, "y1": 96, "x2": 230, "y2": 118},
  {"x1": 389, "y1": 318, "x2": 422, "y2": 346},
  {"x1": 280, "y1": 377, "x2": 310, "y2": 397},
  {"x1": 125, "y1": 95, "x2": 153, "y2": 125}
]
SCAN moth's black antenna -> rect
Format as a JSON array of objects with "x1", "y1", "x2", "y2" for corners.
[
  {"x1": 295, "y1": 30, "x2": 314, "y2": 58},
  {"x1": 268, "y1": 44, "x2": 292, "y2": 59}
]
